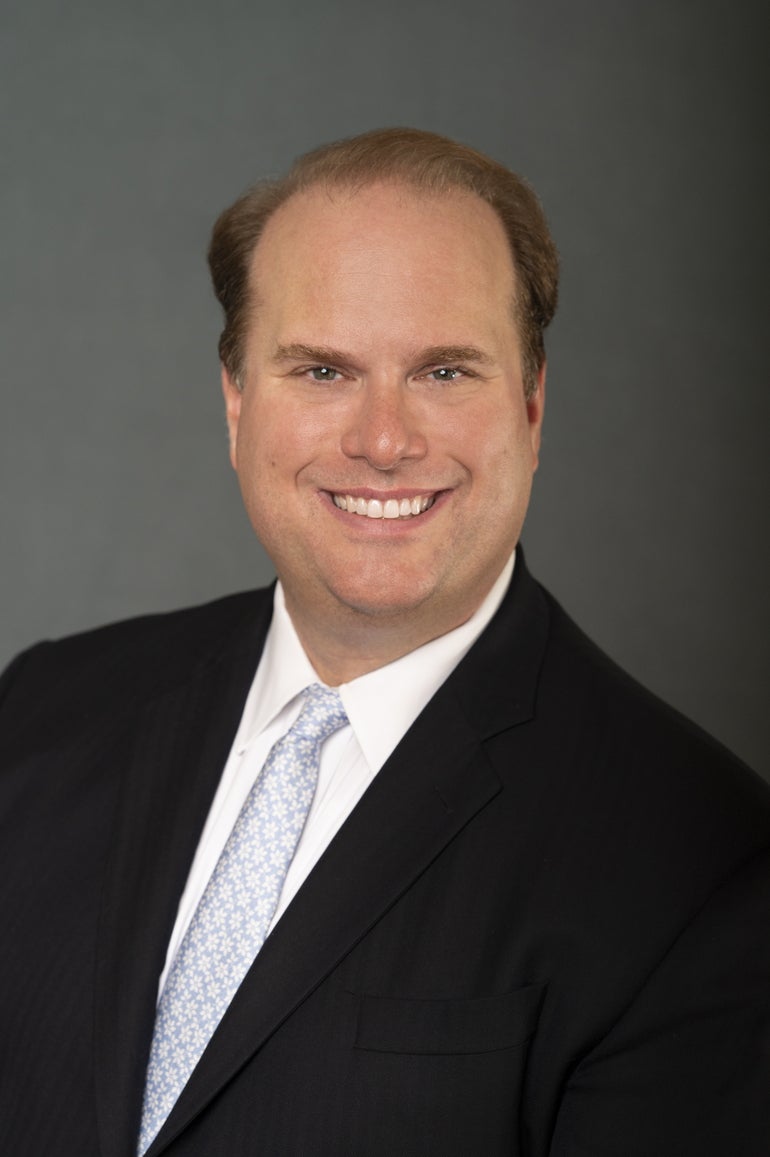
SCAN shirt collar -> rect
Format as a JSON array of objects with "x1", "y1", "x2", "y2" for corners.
[
  {"x1": 236, "y1": 552, "x2": 515, "y2": 770},
  {"x1": 233, "y1": 589, "x2": 318, "y2": 753}
]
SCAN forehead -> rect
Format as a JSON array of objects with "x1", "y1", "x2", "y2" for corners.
[{"x1": 248, "y1": 182, "x2": 517, "y2": 315}]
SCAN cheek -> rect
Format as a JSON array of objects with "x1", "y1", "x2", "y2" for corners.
[
  {"x1": 234, "y1": 402, "x2": 282, "y2": 475},
  {"x1": 457, "y1": 411, "x2": 529, "y2": 475},
  {"x1": 239, "y1": 396, "x2": 335, "y2": 468},
  {"x1": 470, "y1": 426, "x2": 537, "y2": 519},
  {"x1": 233, "y1": 404, "x2": 328, "y2": 511}
]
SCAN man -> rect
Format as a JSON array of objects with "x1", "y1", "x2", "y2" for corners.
[{"x1": 0, "y1": 129, "x2": 768, "y2": 1156}]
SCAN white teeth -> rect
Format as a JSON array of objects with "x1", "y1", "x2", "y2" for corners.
[{"x1": 332, "y1": 493, "x2": 436, "y2": 519}]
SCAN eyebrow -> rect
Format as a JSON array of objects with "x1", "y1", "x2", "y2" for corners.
[
  {"x1": 415, "y1": 345, "x2": 495, "y2": 367},
  {"x1": 272, "y1": 343, "x2": 495, "y2": 367},
  {"x1": 272, "y1": 343, "x2": 356, "y2": 367}
]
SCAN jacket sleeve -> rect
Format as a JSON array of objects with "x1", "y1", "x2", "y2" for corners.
[{"x1": 549, "y1": 845, "x2": 770, "y2": 1157}]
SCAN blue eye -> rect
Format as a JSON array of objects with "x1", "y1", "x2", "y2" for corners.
[
  {"x1": 309, "y1": 366, "x2": 339, "y2": 382},
  {"x1": 430, "y1": 367, "x2": 462, "y2": 381}
]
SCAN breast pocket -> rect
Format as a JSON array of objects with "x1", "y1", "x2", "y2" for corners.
[
  {"x1": 353, "y1": 982, "x2": 545, "y2": 1055},
  {"x1": 343, "y1": 983, "x2": 546, "y2": 1155}
]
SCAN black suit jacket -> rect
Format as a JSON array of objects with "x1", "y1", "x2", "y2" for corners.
[{"x1": 1, "y1": 556, "x2": 769, "y2": 1156}]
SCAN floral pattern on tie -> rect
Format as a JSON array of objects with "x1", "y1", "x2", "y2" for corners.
[{"x1": 137, "y1": 683, "x2": 348, "y2": 1154}]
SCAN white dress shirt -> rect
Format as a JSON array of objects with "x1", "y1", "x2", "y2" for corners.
[{"x1": 158, "y1": 553, "x2": 515, "y2": 996}]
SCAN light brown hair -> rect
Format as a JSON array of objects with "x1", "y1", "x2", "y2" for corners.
[{"x1": 208, "y1": 127, "x2": 559, "y2": 397}]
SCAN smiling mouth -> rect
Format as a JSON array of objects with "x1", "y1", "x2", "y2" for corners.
[{"x1": 331, "y1": 493, "x2": 437, "y2": 519}]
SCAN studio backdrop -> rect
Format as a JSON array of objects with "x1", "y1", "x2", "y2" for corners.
[{"x1": 1, "y1": 0, "x2": 767, "y2": 776}]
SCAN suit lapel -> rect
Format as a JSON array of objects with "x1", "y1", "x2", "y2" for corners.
[
  {"x1": 93, "y1": 594, "x2": 273, "y2": 1157},
  {"x1": 147, "y1": 554, "x2": 551, "y2": 1155}
]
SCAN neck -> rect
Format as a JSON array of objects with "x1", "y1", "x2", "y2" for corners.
[{"x1": 281, "y1": 591, "x2": 487, "y2": 686}]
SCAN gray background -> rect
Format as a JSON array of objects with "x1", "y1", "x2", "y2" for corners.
[{"x1": 1, "y1": 0, "x2": 768, "y2": 777}]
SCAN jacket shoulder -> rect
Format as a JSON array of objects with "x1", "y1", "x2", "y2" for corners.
[
  {"x1": 0, "y1": 587, "x2": 274, "y2": 729},
  {"x1": 530, "y1": 585, "x2": 770, "y2": 864},
  {"x1": 540, "y1": 587, "x2": 755, "y2": 768}
]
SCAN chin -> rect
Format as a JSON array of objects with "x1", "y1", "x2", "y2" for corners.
[
  {"x1": 325, "y1": 574, "x2": 439, "y2": 621},
  {"x1": 334, "y1": 590, "x2": 433, "y2": 621}
]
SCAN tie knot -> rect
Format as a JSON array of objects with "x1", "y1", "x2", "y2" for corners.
[{"x1": 295, "y1": 683, "x2": 348, "y2": 744}]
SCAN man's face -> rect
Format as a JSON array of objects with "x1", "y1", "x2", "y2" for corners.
[{"x1": 223, "y1": 182, "x2": 544, "y2": 641}]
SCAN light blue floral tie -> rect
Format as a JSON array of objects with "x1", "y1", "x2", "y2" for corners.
[{"x1": 137, "y1": 683, "x2": 348, "y2": 1155}]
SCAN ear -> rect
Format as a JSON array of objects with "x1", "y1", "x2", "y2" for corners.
[
  {"x1": 221, "y1": 365, "x2": 242, "y2": 470},
  {"x1": 527, "y1": 361, "x2": 546, "y2": 472}
]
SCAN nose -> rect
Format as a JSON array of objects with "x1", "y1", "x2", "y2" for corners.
[{"x1": 340, "y1": 380, "x2": 428, "y2": 471}]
